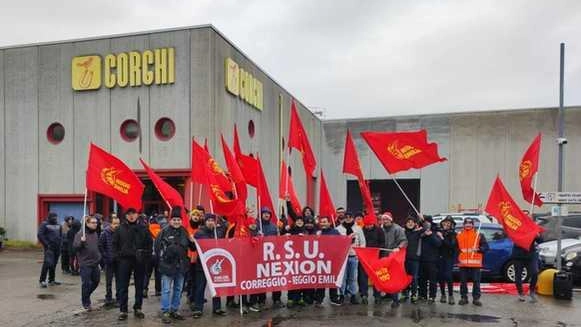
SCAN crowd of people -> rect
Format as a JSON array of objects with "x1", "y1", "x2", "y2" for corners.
[{"x1": 36, "y1": 201, "x2": 541, "y2": 323}]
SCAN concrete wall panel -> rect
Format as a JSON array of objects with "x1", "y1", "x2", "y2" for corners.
[
  {"x1": 4, "y1": 47, "x2": 39, "y2": 241},
  {"x1": 0, "y1": 50, "x2": 4, "y2": 227}
]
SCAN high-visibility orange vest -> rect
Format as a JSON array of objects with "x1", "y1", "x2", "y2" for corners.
[
  {"x1": 185, "y1": 224, "x2": 199, "y2": 264},
  {"x1": 148, "y1": 223, "x2": 162, "y2": 239},
  {"x1": 456, "y1": 229, "x2": 483, "y2": 268}
]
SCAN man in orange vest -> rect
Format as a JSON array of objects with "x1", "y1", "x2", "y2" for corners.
[{"x1": 456, "y1": 218, "x2": 488, "y2": 306}]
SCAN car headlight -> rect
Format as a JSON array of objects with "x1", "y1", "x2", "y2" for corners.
[{"x1": 564, "y1": 252, "x2": 578, "y2": 261}]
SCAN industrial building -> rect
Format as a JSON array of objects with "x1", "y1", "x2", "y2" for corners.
[{"x1": 0, "y1": 25, "x2": 324, "y2": 241}]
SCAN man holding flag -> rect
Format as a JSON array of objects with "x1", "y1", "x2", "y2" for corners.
[{"x1": 456, "y1": 218, "x2": 488, "y2": 306}]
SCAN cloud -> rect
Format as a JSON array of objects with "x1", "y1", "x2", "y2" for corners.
[{"x1": 1, "y1": 0, "x2": 580, "y2": 118}]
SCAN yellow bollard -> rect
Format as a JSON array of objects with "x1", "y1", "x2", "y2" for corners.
[{"x1": 537, "y1": 268, "x2": 558, "y2": 296}]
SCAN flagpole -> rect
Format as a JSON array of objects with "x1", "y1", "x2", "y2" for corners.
[
  {"x1": 189, "y1": 181, "x2": 194, "y2": 211},
  {"x1": 82, "y1": 188, "x2": 88, "y2": 238},
  {"x1": 209, "y1": 200, "x2": 217, "y2": 240},
  {"x1": 198, "y1": 184, "x2": 203, "y2": 205},
  {"x1": 392, "y1": 177, "x2": 420, "y2": 216},
  {"x1": 530, "y1": 174, "x2": 538, "y2": 217}
]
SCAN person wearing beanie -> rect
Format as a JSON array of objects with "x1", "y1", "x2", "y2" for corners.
[
  {"x1": 402, "y1": 216, "x2": 423, "y2": 304},
  {"x1": 456, "y1": 218, "x2": 489, "y2": 306},
  {"x1": 336, "y1": 210, "x2": 366, "y2": 305},
  {"x1": 156, "y1": 207, "x2": 195, "y2": 323},
  {"x1": 193, "y1": 213, "x2": 227, "y2": 317},
  {"x1": 358, "y1": 214, "x2": 385, "y2": 304},
  {"x1": 73, "y1": 216, "x2": 102, "y2": 311},
  {"x1": 438, "y1": 216, "x2": 457, "y2": 304},
  {"x1": 38, "y1": 212, "x2": 63, "y2": 288},
  {"x1": 113, "y1": 208, "x2": 152, "y2": 321},
  {"x1": 380, "y1": 212, "x2": 408, "y2": 308},
  {"x1": 186, "y1": 208, "x2": 204, "y2": 311}
]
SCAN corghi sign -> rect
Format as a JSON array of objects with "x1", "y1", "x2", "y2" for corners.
[
  {"x1": 225, "y1": 57, "x2": 263, "y2": 111},
  {"x1": 72, "y1": 48, "x2": 175, "y2": 91}
]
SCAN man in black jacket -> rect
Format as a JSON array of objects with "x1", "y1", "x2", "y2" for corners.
[
  {"x1": 418, "y1": 218, "x2": 442, "y2": 304},
  {"x1": 359, "y1": 214, "x2": 385, "y2": 304},
  {"x1": 156, "y1": 207, "x2": 195, "y2": 323},
  {"x1": 438, "y1": 216, "x2": 457, "y2": 304},
  {"x1": 403, "y1": 216, "x2": 423, "y2": 304},
  {"x1": 113, "y1": 208, "x2": 152, "y2": 321},
  {"x1": 38, "y1": 212, "x2": 62, "y2": 288},
  {"x1": 73, "y1": 216, "x2": 102, "y2": 311},
  {"x1": 512, "y1": 234, "x2": 542, "y2": 303}
]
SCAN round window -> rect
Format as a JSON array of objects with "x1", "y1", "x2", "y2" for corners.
[
  {"x1": 47, "y1": 122, "x2": 65, "y2": 144},
  {"x1": 154, "y1": 118, "x2": 176, "y2": 141},
  {"x1": 120, "y1": 119, "x2": 140, "y2": 142}
]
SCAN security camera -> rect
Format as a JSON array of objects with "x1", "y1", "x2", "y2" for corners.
[{"x1": 557, "y1": 137, "x2": 568, "y2": 145}]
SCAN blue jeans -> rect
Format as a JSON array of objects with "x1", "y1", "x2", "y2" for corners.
[
  {"x1": 161, "y1": 273, "x2": 185, "y2": 313},
  {"x1": 341, "y1": 256, "x2": 358, "y2": 297},
  {"x1": 460, "y1": 267, "x2": 481, "y2": 299},
  {"x1": 405, "y1": 260, "x2": 420, "y2": 297},
  {"x1": 80, "y1": 265, "x2": 100, "y2": 308}
]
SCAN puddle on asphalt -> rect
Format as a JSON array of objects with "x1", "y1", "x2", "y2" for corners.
[
  {"x1": 409, "y1": 308, "x2": 501, "y2": 324},
  {"x1": 37, "y1": 294, "x2": 55, "y2": 300}
]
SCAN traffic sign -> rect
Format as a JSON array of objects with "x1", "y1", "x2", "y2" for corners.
[{"x1": 539, "y1": 192, "x2": 581, "y2": 204}]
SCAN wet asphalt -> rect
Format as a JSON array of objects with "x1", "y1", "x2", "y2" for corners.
[{"x1": 1, "y1": 249, "x2": 580, "y2": 327}]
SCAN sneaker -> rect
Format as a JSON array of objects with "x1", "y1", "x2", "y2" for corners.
[
  {"x1": 213, "y1": 309, "x2": 227, "y2": 316},
  {"x1": 192, "y1": 310, "x2": 203, "y2": 318},
  {"x1": 361, "y1": 296, "x2": 368, "y2": 304},
  {"x1": 339, "y1": 295, "x2": 345, "y2": 305},
  {"x1": 273, "y1": 300, "x2": 285, "y2": 309},
  {"x1": 410, "y1": 295, "x2": 418, "y2": 304},
  {"x1": 241, "y1": 306, "x2": 249, "y2": 314},
  {"x1": 428, "y1": 298, "x2": 435, "y2": 304},
  {"x1": 48, "y1": 280, "x2": 62, "y2": 286},
  {"x1": 134, "y1": 309, "x2": 145, "y2": 319},
  {"x1": 161, "y1": 312, "x2": 172, "y2": 324},
  {"x1": 458, "y1": 298, "x2": 469, "y2": 305},
  {"x1": 39, "y1": 281, "x2": 48, "y2": 288},
  {"x1": 448, "y1": 296, "x2": 455, "y2": 305},
  {"x1": 472, "y1": 299, "x2": 482, "y2": 307},
  {"x1": 170, "y1": 312, "x2": 185, "y2": 320},
  {"x1": 189, "y1": 303, "x2": 197, "y2": 312},
  {"x1": 249, "y1": 304, "x2": 261, "y2": 312},
  {"x1": 226, "y1": 300, "x2": 239, "y2": 308},
  {"x1": 330, "y1": 298, "x2": 342, "y2": 306},
  {"x1": 83, "y1": 305, "x2": 93, "y2": 312},
  {"x1": 518, "y1": 294, "x2": 526, "y2": 302},
  {"x1": 529, "y1": 293, "x2": 538, "y2": 303},
  {"x1": 440, "y1": 295, "x2": 447, "y2": 303},
  {"x1": 391, "y1": 301, "x2": 400, "y2": 308},
  {"x1": 286, "y1": 300, "x2": 295, "y2": 308},
  {"x1": 118, "y1": 312, "x2": 128, "y2": 321},
  {"x1": 350, "y1": 295, "x2": 360, "y2": 305}
]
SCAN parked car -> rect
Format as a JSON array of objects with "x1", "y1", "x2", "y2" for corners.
[
  {"x1": 453, "y1": 223, "x2": 523, "y2": 282},
  {"x1": 434, "y1": 212, "x2": 496, "y2": 225},
  {"x1": 537, "y1": 214, "x2": 581, "y2": 241},
  {"x1": 538, "y1": 238, "x2": 581, "y2": 267}
]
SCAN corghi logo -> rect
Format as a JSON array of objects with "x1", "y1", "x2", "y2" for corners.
[
  {"x1": 72, "y1": 56, "x2": 102, "y2": 90},
  {"x1": 72, "y1": 48, "x2": 175, "y2": 91},
  {"x1": 387, "y1": 140, "x2": 422, "y2": 160},
  {"x1": 100, "y1": 167, "x2": 131, "y2": 194},
  {"x1": 519, "y1": 160, "x2": 532, "y2": 181}
]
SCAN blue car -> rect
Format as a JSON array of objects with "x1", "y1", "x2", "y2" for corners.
[{"x1": 453, "y1": 223, "x2": 527, "y2": 282}]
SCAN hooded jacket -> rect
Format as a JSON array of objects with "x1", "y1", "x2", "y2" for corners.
[
  {"x1": 420, "y1": 231, "x2": 443, "y2": 263},
  {"x1": 37, "y1": 216, "x2": 62, "y2": 250},
  {"x1": 155, "y1": 225, "x2": 194, "y2": 276},
  {"x1": 112, "y1": 220, "x2": 153, "y2": 261},
  {"x1": 259, "y1": 218, "x2": 278, "y2": 236}
]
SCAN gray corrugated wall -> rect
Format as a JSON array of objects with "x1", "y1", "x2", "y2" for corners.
[{"x1": 0, "y1": 50, "x2": 5, "y2": 229}]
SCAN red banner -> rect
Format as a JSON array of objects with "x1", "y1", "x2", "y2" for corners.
[
  {"x1": 195, "y1": 235, "x2": 351, "y2": 297},
  {"x1": 520, "y1": 133, "x2": 543, "y2": 207}
]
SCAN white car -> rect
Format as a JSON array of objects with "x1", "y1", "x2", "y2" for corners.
[
  {"x1": 538, "y1": 238, "x2": 581, "y2": 267},
  {"x1": 432, "y1": 213, "x2": 496, "y2": 226}
]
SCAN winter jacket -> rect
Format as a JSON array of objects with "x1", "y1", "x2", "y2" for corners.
[
  {"x1": 439, "y1": 229, "x2": 458, "y2": 259},
  {"x1": 382, "y1": 224, "x2": 407, "y2": 250},
  {"x1": 37, "y1": 219, "x2": 62, "y2": 250},
  {"x1": 67, "y1": 220, "x2": 81, "y2": 255},
  {"x1": 258, "y1": 219, "x2": 279, "y2": 236},
  {"x1": 98, "y1": 226, "x2": 115, "y2": 265},
  {"x1": 320, "y1": 227, "x2": 340, "y2": 236},
  {"x1": 155, "y1": 226, "x2": 194, "y2": 276},
  {"x1": 336, "y1": 222, "x2": 366, "y2": 256},
  {"x1": 511, "y1": 236, "x2": 542, "y2": 260},
  {"x1": 73, "y1": 229, "x2": 102, "y2": 267},
  {"x1": 194, "y1": 225, "x2": 226, "y2": 271},
  {"x1": 363, "y1": 225, "x2": 386, "y2": 248},
  {"x1": 405, "y1": 227, "x2": 424, "y2": 261},
  {"x1": 112, "y1": 220, "x2": 153, "y2": 262},
  {"x1": 420, "y1": 232, "x2": 442, "y2": 263}
]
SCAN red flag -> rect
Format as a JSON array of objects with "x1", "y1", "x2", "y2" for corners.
[
  {"x1": 342, "y1": 130, "x2": 374, "y2": 215},
  {"x1": 86, "y1": 143, "x2": 144, "y2": 210},
  {"x1": 233, "y1": 125, "x2": 259, "y2": 187},
  {"x1": 140, "y1": 159, "x2": 187, "y2": 225},
  {"x1": 354, "y1": 247, "x2": 412, "y2": 294},
  {"x1": 192, "y1": 140, "x2": 244, "y2": 217},
  {"x1": 279, "y1": 160, "x2": 302, "y2": 215},
  {"x1": 192, "y1": 139, "x2": 234, "y2": 192},
  {"x1": 520, "y1": 134, "x2": 543, "y2": 207},
  {"x1": 361, "y1": 130, "x2": 447, "y2": 174},
  {"x1": 485, "y1": 176, "x2": 544, "y2": 250},
  {"x1": 221, "y1": 134, "x2": 247, "y2": 204},
  {"x1": 318, "y1": 170, "x2": 336, "y2": 225},
  {"x1": 288, "y1": 100, "x2": 317, "y2": 177},
  {"x1": 257, "y1": 156, "x2": 278, "y2": 222}
]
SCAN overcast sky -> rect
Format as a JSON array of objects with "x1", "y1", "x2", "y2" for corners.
[{"x1": 1, "y1": 0, "x2": 580, "y2": 119}]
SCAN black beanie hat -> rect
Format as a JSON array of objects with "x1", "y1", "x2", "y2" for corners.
[{"x1": 171, "y1": 207, "x2": 182, "y2": 218}]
